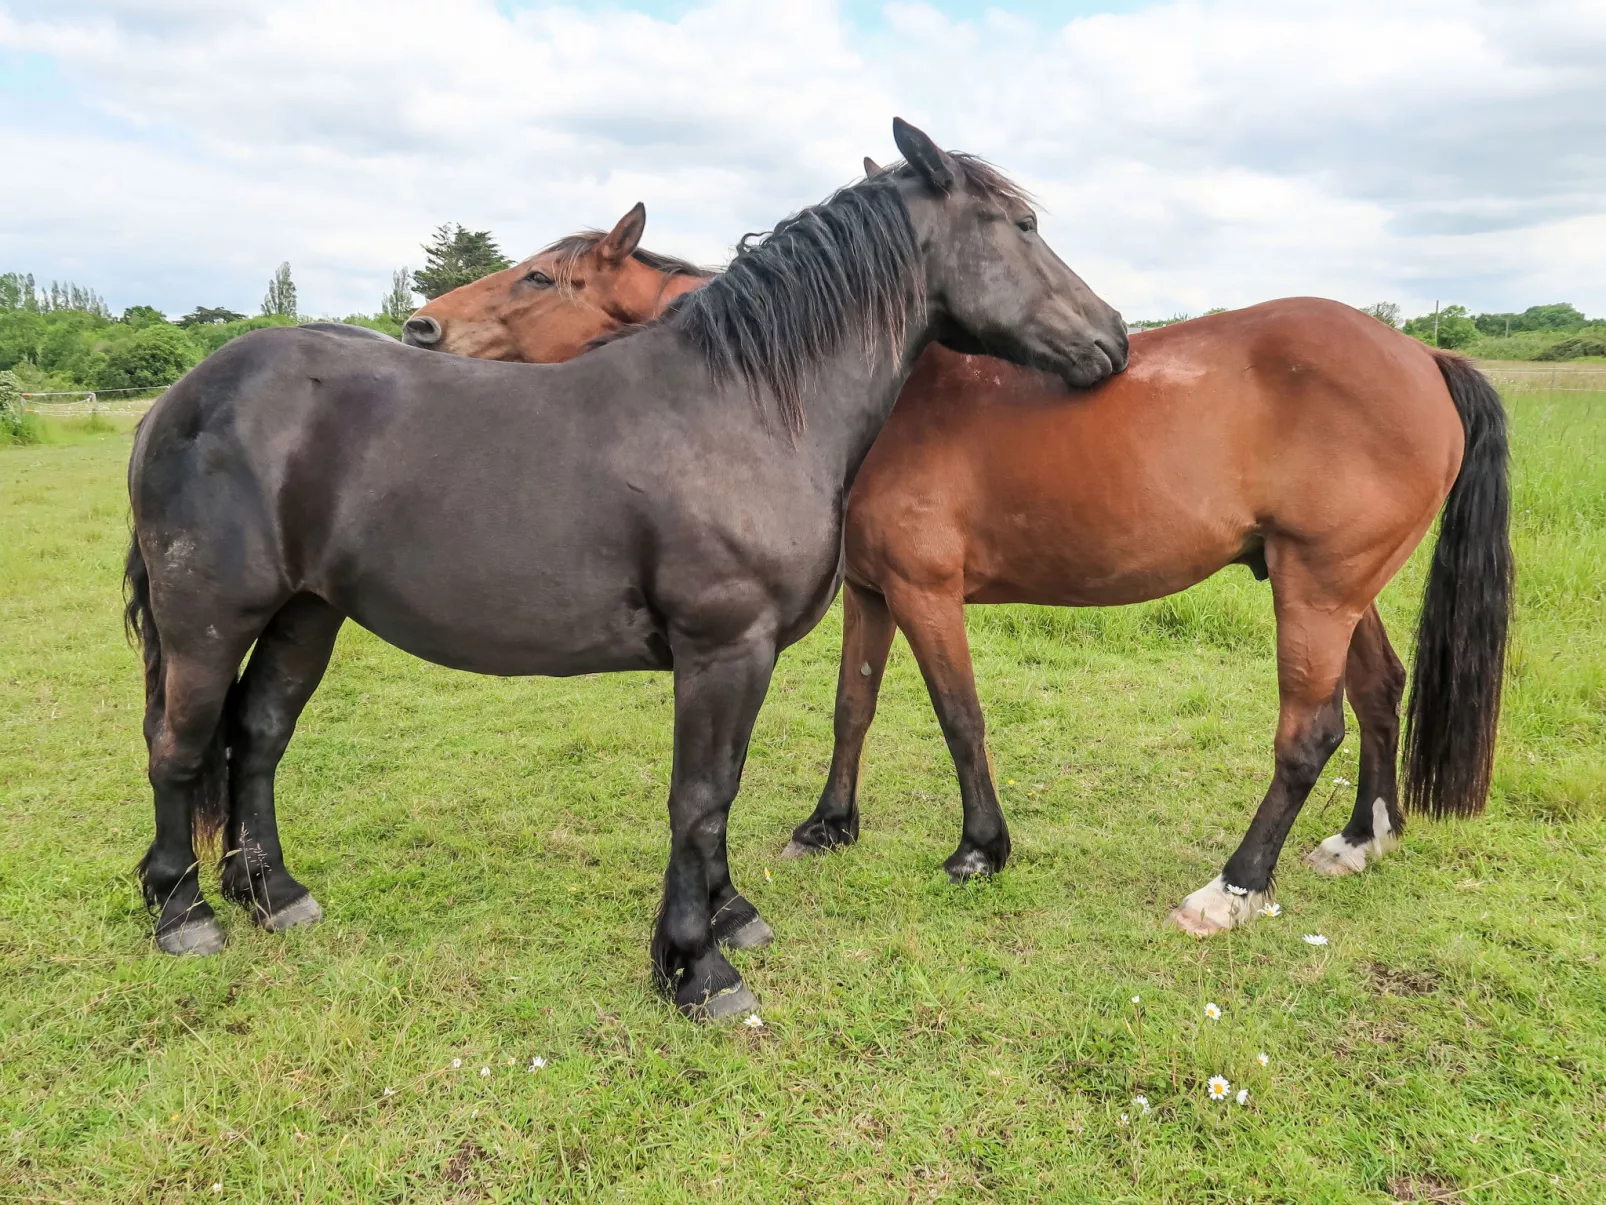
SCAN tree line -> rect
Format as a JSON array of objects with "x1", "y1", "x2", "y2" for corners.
[{"x1": 3, "y1": 223, "x2": 1601, "y2": 395}]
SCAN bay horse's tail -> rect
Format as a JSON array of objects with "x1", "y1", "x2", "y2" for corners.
[
  {"x1": 125, "y1": 532, "x2": 231, "y2": 860},
  {"x1": 1401, "y1": 352, "x2": 1514, "y2": 819}
]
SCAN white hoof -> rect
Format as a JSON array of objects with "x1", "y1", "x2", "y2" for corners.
[
  {"x1": 1169, "y1": 875, "x2": 1269, "y2": 936},
  {"x1": 1304, "y1": 798, "x2": 1400, "y2": 877}
]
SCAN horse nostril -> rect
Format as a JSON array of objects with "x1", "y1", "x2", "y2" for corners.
[{"x1": 403, "y1": 315, "x2": 441, "y2": 346}]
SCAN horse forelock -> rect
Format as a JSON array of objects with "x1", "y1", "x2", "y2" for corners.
[{"x1": 537, "y1": 231, "x2": 713, "y2": 297}]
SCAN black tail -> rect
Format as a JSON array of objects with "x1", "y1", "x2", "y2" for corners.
[
  {"x1": 1402, "y1": 353, "x2": 1514, "y2": 819},
  {"x1": 125, "y1": 533, "x2": 230, "y2": 861}
]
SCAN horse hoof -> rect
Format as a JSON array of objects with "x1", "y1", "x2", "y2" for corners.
[
  {"x1": 685, "y1": 981, "x2": 759, "y2": 1023},
  {"x1": 1168, "y1": 907, "x2": 1228, "y2": 938},
  {"x1": 259, "y1": 893, "x2": 324, "y2": 933},
  {"x1": 1304, "y1": 837, "x2": 1368, "y2": 877},
  {"x1": 156, "y1": 915, "x2": 227, "y2": 956},
  {"x1": 720, "y1": 916, "x2": 774, "y2": 950},
  {"x1": 944, "y1": 849, "x2": 996, "y2": 882},
  {"x1": 780, "y1": 839, "x2": 823, "y2": 860}
]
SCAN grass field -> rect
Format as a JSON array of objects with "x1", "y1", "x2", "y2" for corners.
[{"x1": 2, "y1": 395, "x2": 1603, "y2": 1204}]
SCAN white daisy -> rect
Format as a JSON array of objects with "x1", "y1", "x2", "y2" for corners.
[
  {"x1": 450, "y1": 1058, "x2": 461, "y2": 1069},
  {"x1": 1236, "y1": 1088, "x2": 1250, "y2": 1106},
  {"x1": 528, "y1": 1056, "x2": 547, "y2": 1071},
  {"x1": 1132, "y1": 1095, "x2": 1151, "y2": 1114},
  {"x1": 1207, "y1": 1075, "x2": 1230, "y2": 1101},
  {"x1": 212, "y1": 1185, "x2": 223, "y2": 1195},
  {"x1": 382, "y1": 1086, "x2": 395, "y2": 1097},
  {"x1": 1303, "y1": 934, "x2": 1329, "y2": 946},
  {"x1": 1204, "y1": 1002, "x2": 1222, "y2": 1021},
  {"x1": 479, "y1": 1066, "x2": 490, "y2": 1077},
  {"x1": 1256, "y1": 1051, "x2": 1270, "y2": 1067},
  {"x1": 1333, "y1": 776, "x2": 1351, "y2": 786},
  {"x1": 1130, "y1": 995, "x2": 1141, "y2": 1005},
  {"x1": 1119, "y1": 1112, "x2": 1129, "y2": 1125},
  {"x1": 1225, "y1": 882, "x2": 1248, "y2": 896},
  {"x1": 743, "y1": 1014, "x2": 765, "y2": 1029},
  {"x1": 1259, "y1": 903, "x2": 1282, "y2": 918}
]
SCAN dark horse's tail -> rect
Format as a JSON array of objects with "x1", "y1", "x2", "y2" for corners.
[
  {"x1": 125, "y1": 533, "x2": 231, "y2": 864},
  {"x1": 1402, "y1": 352, "x2": 1514, "y2": 819}
]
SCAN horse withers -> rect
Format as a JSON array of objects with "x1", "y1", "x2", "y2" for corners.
[
  {"x1": 125, "y1": 118, "x2": 1127, "y2": 1018},
  {"x1": 402, "y1": 204, "x2": 710, "y2": 360},
  {"x1": 783, "y1": 300, "x2": 1511, "y2": 934}
]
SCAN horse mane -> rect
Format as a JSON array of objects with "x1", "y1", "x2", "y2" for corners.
[
  {"x1": 539, "y1": 232, "x2": 713, "y2": 294},
  {"x1": 667, "y1": 152, "x2": 1031, "y2": 434}
]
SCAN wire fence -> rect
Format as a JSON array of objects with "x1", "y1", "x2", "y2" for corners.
[
  {"x1": 21, "y1": 385, "x2": 171, "y2": 415},
  {"x1": 1472, "y1": 364, "x2": 1606, "y2": 392}
]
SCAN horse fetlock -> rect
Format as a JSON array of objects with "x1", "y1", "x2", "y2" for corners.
[
  {"x1": 1169, "y1": 874, "x2": 1270, "y2": 936},
  {"x1": 783, "y1": 812, "x2": 857, "y2": 857},
  {"x1": 944, "y1": 840, "x2": 1007, "y2": 883}
]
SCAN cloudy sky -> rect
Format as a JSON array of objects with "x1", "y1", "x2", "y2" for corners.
[{"x1": 3, "y1": 0, "x2": 1603, "y2": 323}]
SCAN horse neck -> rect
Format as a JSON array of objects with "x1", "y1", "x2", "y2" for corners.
[{"x1": 797, "y1": 298, "x2": 936, "y2": 481}]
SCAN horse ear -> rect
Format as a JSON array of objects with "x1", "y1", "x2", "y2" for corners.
[
  {"x1": 891, "y1": 117, "x2": 955, "y2": 192},
  {"x1": 598, "y1": 202, "x2": 646, "y2": 265},
  {"x1": 863, "y1": 156, "x2": 882, "y2": 176}
]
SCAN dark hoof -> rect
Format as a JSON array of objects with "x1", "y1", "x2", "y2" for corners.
[
  {"x1": 944, "y1": 848, "x2": 1001, "y2": 883},
  {"x1": 258, "y1": 893, "x2": 324, "y2": 934},
  {"x1": 156, "y1": 914, "x2": 227, "y2": 956},
  {"x1": 780, "y1": 839, "x2": 825, "y2": 860},
  {"x1": 685, "y1": 981, "x2": 759, "y2": 1023},
  {"x1": 720, "y1": 916, "x2": 774, "y2": 950}
]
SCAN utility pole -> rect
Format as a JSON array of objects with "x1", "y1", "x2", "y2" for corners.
[{"x1": 1432, "y1": 301, "x2": 1440, "y2": 347}]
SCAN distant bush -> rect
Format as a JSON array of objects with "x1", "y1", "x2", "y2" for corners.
[
  {"x1": 97, "y1": 324, "x2": 203, "y2": 390},
  {"x1": 1534, "y1": 334, "x2": 1606, "y2": 361},
  {"x1": 0, "y1": 368, "x2": 40, "y2": 444}
]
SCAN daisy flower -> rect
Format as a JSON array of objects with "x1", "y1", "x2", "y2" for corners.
[
  {"x1": 1204, "y1": 1002, "x2": 1222, "y2": 1021},
  {"x1": 1303, "y1": 934, "x2": 1329, "y2": 946},
  {"x1": 1207, "y1": 1075, "x2": 1231, "y2": 1101},
  {"x1": 1119, "y1": 1113, "x2": 1129, "y2": 1125},
  {"x1": 1235, "y1": 1088, "x2": 1250, "y2": 1106},
  {"x1": 528, "y1": 1056, "x2": 547, "y2": 1071},
  {"x1": 743, "y1": 1014, "x2": 765, "y2": 1029},
  {"x1": 382, "y1": 1086, "x2": 395, "y2": 1097},
  {"x1": 212, "y1": 1185, "x2": 223, "y2": 1194},
  {"x1": 479, "y1": 1066, "x2": 491, "y2": 1077},
  {"x1": 1256, "y1": 1051, "x2": 1270, "y2": 1067},
  {"x1": 1132, "y1": 1095, "x2": 1151, "y2": 1114},
  {"x1": 1259, "y1": 903, "x2": 1282, "y2": 918},
  {"x1": 1130, "y1": 995, "x2": 1141, "y2": 1005},
  {"x1": 1225, "y1": 882, "x2": 1248, "y2": 896},
  {"x1": 451, "y1": 1058, "x2": 462, "y2": 1069},
  {"x1": 1333, "y1": 776, "x2": 1351, "y2": 786}
]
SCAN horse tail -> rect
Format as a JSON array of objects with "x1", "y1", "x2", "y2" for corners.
[
  {"x1": 1401, "y1": 352, "x2": 1514, "y2": 819},
  {"x1": 125, "y1": 531, "x2": 230, "y2": 861}
]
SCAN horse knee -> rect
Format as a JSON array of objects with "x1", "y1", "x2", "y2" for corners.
[{"x1": 1277, "y1": 705, "x2": 1345, "y2": 791}]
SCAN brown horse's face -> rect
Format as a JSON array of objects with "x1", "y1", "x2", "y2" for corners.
[{"x1": 403, "y1": 204, "x2": 705, "y2": 362}]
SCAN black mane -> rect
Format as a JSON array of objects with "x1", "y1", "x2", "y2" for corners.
[{"x1": 666, "y1": 153, "x2": 1032, "y2": 434}]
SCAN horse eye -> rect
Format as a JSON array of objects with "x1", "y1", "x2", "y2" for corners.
[
  {"x1": 1017, "y1": 216, "x2": 1037, "y2": 234},
  {"x1": 524, "y1": 270, "x2": 555, "y2": 288}
]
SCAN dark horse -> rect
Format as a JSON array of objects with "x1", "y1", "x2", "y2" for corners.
[
  {"x1": 783, "y1": 299, "x2": 1511, "y2": 934},
  {"x1": 125, "y1": 119, "x2": 1128, "y2": 1017}
]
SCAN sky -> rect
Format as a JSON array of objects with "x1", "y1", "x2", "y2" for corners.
[{"x1": 2, "y1": 0, "x2": 1603, "y2": 323}]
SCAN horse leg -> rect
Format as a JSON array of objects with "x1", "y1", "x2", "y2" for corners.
[
  {"x1": 885, "y1": 584, "x2": 1009, "y2": 881},
  {"x1": 651, "y1": 633, "x2": 775, "y2": 1019},
  {"x1": 1171, "y1": 594, "x2": 1358, "y2": 934},
  {"x1": 784, "y1": 582, "x2": 897, "y2": 858},
  {"x1": 141, "y1": 645, "x2": 251, "y2": 955},
  {"x1": 1306, "y1": 603, "x2": 1407, "y2": 875},
  {"x1": 218, "y1": 595, "x2": 344, "y2": 931}
]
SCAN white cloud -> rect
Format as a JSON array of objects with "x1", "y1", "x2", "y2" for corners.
[{"x1": 1, "y1": 0, "x2": 1602, "y2": 320}]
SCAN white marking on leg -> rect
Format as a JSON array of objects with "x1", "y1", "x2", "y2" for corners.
[
  {"x1": 1304, "y1": 797, "x2": 1399, "y2": 877},
  {"x1": 1170, "y1": 874, "x2": 1270, "y2": 936}
]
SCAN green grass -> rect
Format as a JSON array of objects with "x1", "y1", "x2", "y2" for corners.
[{"x1": 2, "y1": 397, "x2": 1603, "y2": 1203}]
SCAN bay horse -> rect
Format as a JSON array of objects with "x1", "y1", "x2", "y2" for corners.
[
  {"x1": 401, "y1": 203, "x2": 709, "y2": 359},
  {"x1": 124, "y1": 118, "x2": 1128, "y2": 1017},
  {"x1": 783, "y1": 298, "x2": 1511, "y2": 934}
]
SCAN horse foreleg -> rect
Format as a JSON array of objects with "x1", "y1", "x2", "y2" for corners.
[
  {"x1": 651, "y1": 631, "x2": 775, "y2": 1019},
  {"x1": 784, "y1": 582, "x2": 897, "y2": 858},
  {"x1": 884, "y1": 583, "x2": 1010, "y2": 881},
  {"x1": 219, "y1": 595, "x2": 344, "y2": 932},
  {"x1": 1172, "y1": 599, "x2": 1357, "y2": 935},
  {"x1": 1305, "y1": 604, "x2": 1407, "y2": 876}
]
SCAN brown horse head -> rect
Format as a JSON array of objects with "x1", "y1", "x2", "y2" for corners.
[{"x1": 403, "y1": 204, "x2": 710, "y2": 361}]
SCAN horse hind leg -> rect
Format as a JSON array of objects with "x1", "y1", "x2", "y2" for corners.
[
  {"x1": 784, "y1": 581, "x2": 898, "y2": 858},
  {"x1": 1305, "y1": 604, "x2": 1406, "y2": 876},
  {"x1": 218, "y1": 595, "x2": 344, "y2": 931},
  {"x1": 141, "y1": 644, "x2": 252, "y2": 955},
  {"x1": 1172, "y1": 590, "x2": 1358, "y2": 935}
]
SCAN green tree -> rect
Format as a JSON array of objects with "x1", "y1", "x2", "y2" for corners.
[
  {"x1": 412, "y1": 225, "x2": 511, "y2": 299},
  {"x1": 97, "y1": 324, "x2": 201, "y2": 390},
  {"x1": 1362, "y1": 302, "x2": 1400, "y2": 328},
  {"x1": 262, "y1": 262, "x2": 298, "y2": 319},
  {"x1": 179, "y1": 306, "x2": 247, "y2": 327},
  {"x1": 1404, "y1": 304, "x2": 1478, "y2": 349},
  {"x1": 122, "y1": 305, "x2": 169, "y2": 329},
  {"x1": 381, "y1": 268, "x2": 417, "y2": 322}
]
